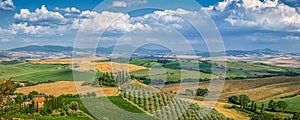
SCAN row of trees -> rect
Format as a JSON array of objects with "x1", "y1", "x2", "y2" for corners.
[
  {"x1": 268, "y1": 100, "x2": 288, "y2": 113},
  {"x1": 82, "y1": 71, "x2": 132, "y2": 87},
  {"x1": 120, "y1": 84, "x2": 231, "y2": 120},
  {"x1": 228, "y1": 94, "x2": 299, "y2": 120},
  {"x1": 185, "y1": 88, "x2": 209, "y2": 96}
]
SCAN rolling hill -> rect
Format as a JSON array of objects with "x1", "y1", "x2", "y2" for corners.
[{"x1": 5, "y1": 45, "x2": 295, "y2": 58}]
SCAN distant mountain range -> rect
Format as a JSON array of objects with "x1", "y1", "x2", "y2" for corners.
[
  {"x1": 196, "y1": 48, "x2": 283, "y2": 57},
  {"x1": 9, "y1": 45, "x2": 74, "y2": 53},
  {"x1": 8, "y1": 45, "x2": 173, "y2": 55},
  {"x1": 5, "y1": 45, "x2": 292, "y2": 58}
]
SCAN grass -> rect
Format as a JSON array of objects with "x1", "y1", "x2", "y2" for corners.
[
  {"x1": 260, "y1": 95, "x2": 300, "y2": 113},
  {"x1": 0, "y1": 64, "x2": 72, "y2": 82},
  {"x1": 107, "y1": 96, "x2": 144, "y2": 113},
  {"x1": 128, "y1": 59, "x2": 300, "y2": 80},
  {"x1": 129, "y1": 59, "x2": 157, "y2": 68},
  {"x1": 81, "y1": 97, "x2": 157, "y2": 120},
  {"x1": 130, "y1": 68, "x2": 214, "y2": 83},
  {"x1": 0, "y1": 63, "x2": 101, "y2": 82}
]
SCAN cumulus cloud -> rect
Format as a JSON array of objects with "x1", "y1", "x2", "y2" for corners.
[
  {"x1": 11, "y1": 23, "x2": 53, "y2": 35},
  {"x1": 78, "y1": 10, "x2": 152, "y2": 33},
  {"x1": 11, "y1": 5, "x2": 155, "y2": 35},
  {"x1": 0, "y1": 0, "x2": 15, "y2": 10},
  {"x1": 54, "y1": 7, "x2": 80, "y2": 13},
  {"x1": 14, "y1": 5, "x2": 66, "y2": 26},
  {"x1": 206, "y1": 0, "x2": 300, "y2": 31},
  {"x1": 111, "y1": 1, "x2": 127, "y2": 8}
]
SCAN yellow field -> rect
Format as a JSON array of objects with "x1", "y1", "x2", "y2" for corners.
[
  {"x1": 31, "y1": 60, "x2": 147, "y2": 73},
  {"x1": 15, "y1": 81, "x2": 119, "y2": 97}
]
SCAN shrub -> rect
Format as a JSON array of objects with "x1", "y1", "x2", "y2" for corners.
[{"x1": 228, "y1": 96, "x2": 239, "y2": 104}]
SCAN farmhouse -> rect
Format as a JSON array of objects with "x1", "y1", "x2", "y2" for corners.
[{"x1": 32, "y1": 95, "x2": 46, "y2": 109}]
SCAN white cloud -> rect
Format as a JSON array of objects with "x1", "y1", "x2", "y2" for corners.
[
  {"x1": 54, "y1": 7, "x2": 80, "y2": 13},
  {"x1": 14, "y1": 5, "x2": 66, "y2": 25},
  {"x1": 283, "y1": 35, "x2": 300, "y2": 40},
  {"x1": 0, "y1": 27, "x2": 16, "y2": 42},
  {"x1": 132, "y1": 9, "x2": 200, "y2": 30},
  {"x1": 0, "y1": 27, "x2": 16, "y2": 35},
  {"x1": 206, "y1": 0, "x2": 300, "y2": 31},
  {"x1": 0, "y1": 0, "x2": 15, "y2": 10},
  {"x1": 77, "y1": 10, "x2": 151, "y2": 33},
  {"x1": 111, "y1": 0, "x2": 147, "y2": 8},
  {"x1": 11, "y1": 23, "x2": 53, "y2": 35},
  {"x1": 111, "y1": 1, "x2": 127, "y2": 8}
]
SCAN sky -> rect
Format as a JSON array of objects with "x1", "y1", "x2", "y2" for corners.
[{"x1": 0, "y1": 0, "x2": 300, "y2": 52}]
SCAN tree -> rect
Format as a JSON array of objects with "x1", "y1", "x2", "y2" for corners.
[
  {"x1": 254, "y1": 103, "x2": 257, "y2": 112},
  {"x1": 293, "y1": 112, "x2": 300, "y2": 120},
  {"x1": 228, "y1": 95, "x2": 239, "y2": 104},
  {"x1": 239, "y1": 94, "x2": 250, "y2": 109},
  {"x1": 28, "y1": 91, "x2": 39, "y2": 99},
  {"x1": 268, "y1": 100, "x2": 277, "y2": 111},
  {"x1": 15, "y1": 95, "x2": 23, "y2": 105},
  {"x1": 261, "y1": 103, "x2": 265, "y2": 113},
  {"x1": 196, "y1": 88, "x2": 209, "y2": 96},
  {"x1": 70, "y1": 101, "x2": 78, "y2": 111},
  {"x1": 0, "y1": 78, "x2": 17, "y2": 116},
  {"x1": 251, "y1": 101, "x2": 255, "y2": 110},
  {"x1": 276, "y1": 101, "x2": 288, "y2": 113}
]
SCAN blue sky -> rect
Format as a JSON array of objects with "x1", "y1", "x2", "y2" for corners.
[{"x1": 0, "y1": 0, "x2": 300, "y2": 52}]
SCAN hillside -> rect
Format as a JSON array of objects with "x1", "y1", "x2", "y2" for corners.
[
  {"x1": 162, "y1": 76, "x2": 300, "y2": 101},
  {"x1": 9, "y1": 45, "x2": 74, "y2": 53},
  {"x1": 6, "y1": 45, "x2": 297, "y2": 58}
]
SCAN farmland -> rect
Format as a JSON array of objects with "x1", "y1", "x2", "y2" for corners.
[
  {"x1": 128, "y1": 59, "x2": 300, "y2": 82},
  {"x1": 32, "y1": 61, "x2": 147, "y2": 73},
  {"x1": 2, "y1": 59, "x2": 300, "y2": 120},
  {"x1": 0, "y1": 64, "x2": 74, "y2": 82},
  {"x1": 161, "y1": 76, "x2": 300, "y2": 101},
  {"x1": 15, "y1": 81, "x2": 119, "y2": 97},
  {"x1": 117, "y1": 81, "x2": 232, "y2": 120},
  {"x1": 260, "y1": 95, "x2": 300, "y2": 113}
]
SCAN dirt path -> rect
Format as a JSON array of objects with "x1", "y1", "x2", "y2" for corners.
[{"x1": 214, "y1": 102, "x2": 250, "y2": 120}]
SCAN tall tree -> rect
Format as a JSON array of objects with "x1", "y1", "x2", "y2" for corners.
[
  {"x1": 261, "y1": 103, "x2": 265, "y2": 113},
  {"x1": 268, "y1": 100, "x2": 277, "y2": 111},
  {"x1": 276, "y1": 101, "x2": 288, "y2": 113},
  {"x1": 239, "y1": 94, "x2": 251, "y2": 109}
]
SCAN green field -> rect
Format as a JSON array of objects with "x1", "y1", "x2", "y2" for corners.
[
  {"x1": 261, "y1": 95, "x2": 300, "y2": 113},
  {"x1": 81, "y1": 97, "x2": 157, "y2": 120},
  {"x1": 0, "y1": 64, "x2": 73, "y2": 82},
  {"x1": 131, "y1": 68, "x2": 214, "y2": 83},
  {"x1": 2, "y1": 59, "x2": 300, "y2": 83},
  {"x1": 0, "y1": 64, "x2": 100, "y2": 82},
  {"x1": 128, "y1": 59, "x2": 300, "y2": 81}
]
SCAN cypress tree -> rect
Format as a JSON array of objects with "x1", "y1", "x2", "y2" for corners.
[
  {"x1": 261, "y1": 103, "x2": 265, "y2": 113},
  {"x1": 251, "y1": 101, "x2": 254, "y2": 110},
  {"x1": 254, "y1": 103, "x2": 257, "y2": 112}
]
